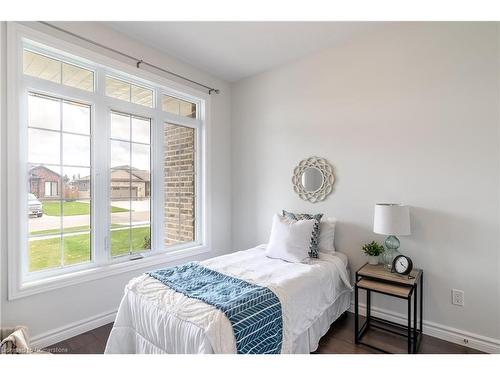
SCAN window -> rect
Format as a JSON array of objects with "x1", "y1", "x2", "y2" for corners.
[
  {"x1": 162, "y1": 95, "x2": 196, "y2": 118},
  {"x1": 9, "y1": 28, "x2": 206, "y2": 296},
  {"x1": 28, "y1": 93, "x2": 92, "y2": 272},
  {"x1": 164, "y1": 123, "x2": 196, "y2": 245},
  {"x1": 23, "y1": 50, "x2": 94, "y2": 92},
  {"x1": 106, "y1": 76, "x2": 153, "y2": 108},
  {"x1": 109, "y1": 112, "x2": 151, "y2": 257}
]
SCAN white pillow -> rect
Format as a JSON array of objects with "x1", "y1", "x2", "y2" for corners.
[
  {"x1": 266, "y1": 214, "x2": 315, "y2": 263},
  {"x1": 319, "y1": 217, "x2": 337, "y2": 253}
]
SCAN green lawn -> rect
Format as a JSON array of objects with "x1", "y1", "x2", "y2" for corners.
[
  {"x1": 111, "y1": 226, "x2": 151, "y2": 257},
  {"x1": 29, "y1": 233, "x2": 92, "y2": 271},
  {"x1": 29, "y1": 226, "x2": 151, "y2": 272},
  {"x1": 43, "y1": 201, "x2": 129, "y2": 216}
]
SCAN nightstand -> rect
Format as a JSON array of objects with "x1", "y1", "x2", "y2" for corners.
[{"x1": 354, "y1": 263, "x2": 423, "y2": 354}]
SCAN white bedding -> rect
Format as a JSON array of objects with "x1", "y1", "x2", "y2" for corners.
[{"x1": 105, "y1": 245, "x2": 352, "y2": 354}]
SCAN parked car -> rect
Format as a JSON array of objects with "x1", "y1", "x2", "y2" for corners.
[{"x1": 28, "y1": 193, "x2": 43, "y2": 217}]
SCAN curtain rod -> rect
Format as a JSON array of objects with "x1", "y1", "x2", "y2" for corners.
[{"x1": 38, "y1": 22, "x2": 220, "y2": 95}]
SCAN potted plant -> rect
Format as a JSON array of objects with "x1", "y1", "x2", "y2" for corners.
[{"x1": 362, "y1": 241, "x2": 385, "y2": 265}]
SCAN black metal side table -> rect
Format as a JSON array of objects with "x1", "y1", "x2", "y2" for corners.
[{"x1": 354, "y1": 263, "x2": 423, "y2": 354}]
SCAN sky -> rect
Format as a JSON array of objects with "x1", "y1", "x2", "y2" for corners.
[{"x1": 28, "y1": 94, "x2": 151, "y2": 181}]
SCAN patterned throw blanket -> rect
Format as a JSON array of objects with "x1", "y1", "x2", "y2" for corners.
[{"x1": 148, "y1": 262, "x2": 283, "y2": 354}]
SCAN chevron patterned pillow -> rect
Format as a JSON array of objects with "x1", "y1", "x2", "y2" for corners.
[{"x1": 282, "y1": 210, "x2": 323, "y2": 258}]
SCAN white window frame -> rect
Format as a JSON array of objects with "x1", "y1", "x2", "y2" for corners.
[{"x1": 7, "y1": 22, "x2": 211, "y2": 300}]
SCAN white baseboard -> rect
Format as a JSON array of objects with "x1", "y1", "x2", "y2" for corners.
[
  {"x1": 30, "y1": 309, "x2": 117, "y2": 350},
  {"x1": 350, "y1": 303, "x2": 500, "y2": 354}
]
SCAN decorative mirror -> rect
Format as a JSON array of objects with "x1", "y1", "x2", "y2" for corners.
[{"x1": 292, "y1": 157, "x2": 335, "y2": 203}]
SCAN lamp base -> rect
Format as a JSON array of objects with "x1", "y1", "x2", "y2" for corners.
[{"x1": 382, "y1": 235, "x2": 401, "y2": 271}]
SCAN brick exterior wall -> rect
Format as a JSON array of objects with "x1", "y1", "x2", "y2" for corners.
[
  {"x1": 164, "y1": 124, "x2": 195, "y2": 245},
  {"x1": 29, "y1": 166, "x2": 62, "y2": 200}
]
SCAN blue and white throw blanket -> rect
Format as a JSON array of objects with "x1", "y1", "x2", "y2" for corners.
[{"x1": 148, "y1": 262, "x2": 283, "y2": 354}]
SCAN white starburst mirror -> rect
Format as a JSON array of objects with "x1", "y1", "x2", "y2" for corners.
[{"x1": 292, "y1": 157, "x2": 335, "y2": 203}]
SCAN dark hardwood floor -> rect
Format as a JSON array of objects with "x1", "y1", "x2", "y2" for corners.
[
  {"x1": 314, "y1": 313, "x2": 482, "y2": 354},
  {"x1": 45, "y1": 323, "x2": 113, "y2": 354},
  {"x1": 44, "y1": 312, "x2": 483, "y2": 354}
]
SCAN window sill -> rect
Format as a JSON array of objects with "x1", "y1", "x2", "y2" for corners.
[{"x1": 10, "y1": 245, "x2": 211, "y2": 300}]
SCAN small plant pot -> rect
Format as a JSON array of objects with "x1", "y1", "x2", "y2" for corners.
[{"x1": 368, "y1": 255, "x2": 379, "y2": 265}]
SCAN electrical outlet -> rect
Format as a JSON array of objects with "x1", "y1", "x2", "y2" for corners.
[{"x1": 452, "y1": 289, "x2": 464, "y2": 306}]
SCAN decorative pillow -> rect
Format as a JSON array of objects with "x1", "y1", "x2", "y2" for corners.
[
  {"x1": 282, "y1": 210, "x2": 323, "y2": 258},
  {"x1": 266, "y1": 214, "x2": 315, "y2": 263},
  {"x1": 319, "y1": 217, "x2": 337, "y2": 253}
]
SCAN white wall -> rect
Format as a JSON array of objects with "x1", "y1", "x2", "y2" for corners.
[
  {"x1": 0, "y1": 21, "x2": 232, "y2": 342},
  {"x1": 231, "y1": 22, "x2": 500, "y2": 348}
]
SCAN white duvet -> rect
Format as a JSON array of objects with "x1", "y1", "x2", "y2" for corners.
[{"x1": 105, "y1": 245, "x2": 352, "y2": 354}]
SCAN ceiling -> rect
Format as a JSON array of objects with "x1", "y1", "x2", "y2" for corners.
[{"x1": 104, "y1": 22, "x2": 380, "y2": 82}]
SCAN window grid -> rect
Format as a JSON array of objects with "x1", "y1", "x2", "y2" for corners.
[
  {"x1": 106, "y1": 76, "x2": 154, "y2": 108},
  {"x1": 27, "y1": 92, "x2": 92, "y2": 272},
  {"x1": 110, "y1": 111, "x2": 151, "y2": 257},
  {"x1": 23, "y1": 49, "x2": 95, "y2": 92},
  {"x1": 161, "y1": 94, "x2": 196, "y2": 118}
]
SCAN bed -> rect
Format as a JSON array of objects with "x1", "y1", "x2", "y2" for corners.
[{"x1": 105, "y1": 244, "x2": 352, "y2": 354}]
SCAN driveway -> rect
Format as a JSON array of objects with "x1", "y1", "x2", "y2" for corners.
[
  {"x1": 111, "y1": 199, "x2": 150, "y2": 211},
  {"x1": 29, "y1": 214, "x2": 90, "y2": 232},
  {"x1": 29, "y1": 199, "x2": 150, "y2": 233}
]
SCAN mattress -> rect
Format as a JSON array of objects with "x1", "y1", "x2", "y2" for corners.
[{"x1": 105, "y1": 246, "x2": 352, "y2": 354}]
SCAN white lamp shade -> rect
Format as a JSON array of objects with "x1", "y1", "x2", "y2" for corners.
[{"x1": 373, "y1": 204, "x2": 411, "y2": 235}]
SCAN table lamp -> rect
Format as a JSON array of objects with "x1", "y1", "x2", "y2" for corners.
[{"x1": 373, "y1": 203, "x2": 411, "y2": 270}]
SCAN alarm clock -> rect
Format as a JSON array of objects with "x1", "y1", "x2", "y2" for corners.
[{"x1": 392, "y1": 255, "x2": 413, "y2": 275}]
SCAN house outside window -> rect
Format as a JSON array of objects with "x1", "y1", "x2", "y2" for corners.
[{"x1": 30, "y1": 166, "x2": 60, "y2": 198}]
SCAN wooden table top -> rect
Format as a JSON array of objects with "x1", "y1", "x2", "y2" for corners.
[
  {"x1": 356, "y1": 278, "x2": 413, "y2": 298},
  {"x1": 357, "y1": 263, "x2": 422, "y2": 286}
]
